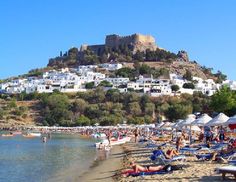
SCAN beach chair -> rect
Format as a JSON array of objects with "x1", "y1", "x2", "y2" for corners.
[
  {"x1": 216, "y1": 166, "x2": 236, "y2": 180},
  {"x1": 145, "y1": 142, "x2": 166, "y2": 149},
  {"x1": 196, "y1": 150, "x2": 236, "y2": 161},
  {"x1": 180, "y1": 147, "x2": 203, "y2": 155},
  {"x1": 150, "y1": 150, "x2": 186, "y2": 165}
]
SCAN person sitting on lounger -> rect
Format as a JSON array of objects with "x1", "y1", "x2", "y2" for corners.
[
  {"x1": 122, "y1": 161, "x2": 169, "y2": 177},
  {"x1": 165, "y1": 148, "x2": 179, "y2": 159},
  {"x1": 210, "y1": 145, "x2": 235, "y2": 162}
]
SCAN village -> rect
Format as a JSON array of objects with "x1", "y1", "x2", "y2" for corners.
[{"x1": 1, "y1": 62, "x2": 236, "y2": 97}]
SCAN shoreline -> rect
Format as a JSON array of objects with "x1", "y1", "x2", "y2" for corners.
[{"x1": 79, "y1": 145, "x2": 125, "y2": 182}]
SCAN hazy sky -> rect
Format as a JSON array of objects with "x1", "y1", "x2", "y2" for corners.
[{"x1": 0, "y1": 0, "x2": 235, "y2": 80}]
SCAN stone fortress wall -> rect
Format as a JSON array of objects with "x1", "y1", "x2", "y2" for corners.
[{"x1": 81, "y1": 33, "x2": 157, "y2": 54}]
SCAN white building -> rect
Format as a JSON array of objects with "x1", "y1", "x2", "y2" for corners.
[{"x1": 99, "y1": 63, "x2": 122, "y2": 71}]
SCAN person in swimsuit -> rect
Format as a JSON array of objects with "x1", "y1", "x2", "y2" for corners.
[{"x1": 122, "y1": 161, "x2": 168, "y2": 177}]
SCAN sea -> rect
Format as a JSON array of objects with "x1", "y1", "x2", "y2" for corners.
[{"x1": 0, "y1": 132, "x2": 99, "y2": 182}]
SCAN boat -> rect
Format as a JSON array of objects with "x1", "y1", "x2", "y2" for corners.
[
  {"x1": 12, "y1": 131, "x2": 22, "y2": 135},
  {"x1": 92, "y1": 133, "x2": 107, "y2": 139},
  {"x1": 22, "y1": 132, "x2": 41, "y2": 138},
  {"x1": 2, "y1": 134, "x2": 14, "y2": 137},
  {"x1": 28, "y1": 132, "x2": 41, "y2": 137},
  {"x1": 22, "y1": 134, "x2": 36, "y2": 138},
  {"x1": 95, "y1": 137, "x2": 131, "y2": 148}
]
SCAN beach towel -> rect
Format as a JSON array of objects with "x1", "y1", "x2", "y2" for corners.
[{"x1": 126, "y1": 165, "x2": 172, "y2": 177}]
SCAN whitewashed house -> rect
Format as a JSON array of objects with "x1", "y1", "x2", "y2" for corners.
[{"x1": 99, "y1": 63, "x2": 122, "y2": 71}]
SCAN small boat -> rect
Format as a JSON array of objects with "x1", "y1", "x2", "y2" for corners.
[
  {"x1": 22, "y1": 132, "x2": 41, "y2": 138},
  {"x1": 12, "y1": 131, "x2": 22, "y2": 135},
  {"x1": 28, "y1": 132, "x2": 41, "y2": 137},
  {"x1": 95, "y1": 137, "x2": 131, "y2": 148},
  {"x1": 22, "y1": 134, "x2": 36, "y2": 138},
  {"x1": 2, "y1": 134, "x2": 14, "y2": 137}
]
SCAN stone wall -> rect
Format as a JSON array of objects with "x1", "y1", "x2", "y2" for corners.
[
  {"x1": 80, "y1": 33, "x2": 157, "y2": 54},
  {"x1": 105, "y1": 33, "x2": 157, "y2": 52}
]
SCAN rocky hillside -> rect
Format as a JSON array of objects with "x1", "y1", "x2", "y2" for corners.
[
  {"x1": 47, "y1": 33, "x2": 225, "y2": 81},
  {"x1": 0, "y1": 100, "x2": 42, "y2": 128}
]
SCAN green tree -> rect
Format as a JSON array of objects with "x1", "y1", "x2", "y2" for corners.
[
  {"x1": 164, "y1": 103, "x2": 193, "y2": 121},
  {"x1": 85, "y1": 82, "x2": 95, "y2": 89},
  {"x1": 171, "y1": 85, "x2": 180, "y2": 92},
  {"x1": 145, "y1": 102, "x2": 155, "y2": 116},
  {"x1": 106, "y1": 89, "x2": 120, "y2": 102},
  {"x1": 183, "y1": 83, "x2": 195, "y2": 89},
  {"x1": 210, "y1": 86, "x2": 236, "y2": 116},
  {"x1": 98, "y1": 80, "x2": 113, "y2": 87},
  {"x1": 75, "y1": 115, "x2": 90, "y2": 126},
  {"x1": 128, "y1": 102, "x2": 142, "y2": 116},
  {"x1": 41, "y1": 93, "x2": 71, "y2": 126},
  {"x1": 140, "y1": 94, "x2": 151, "y2": 112},
  {"x1": 183, "y1": 70, "x2": 193, "y2": 81},
  {"x1": 71, "y1": 99, "x2": 87, "y2": 115},
  {"x1": 139, "y1": 64, "x2": 151, "y2": 75}
]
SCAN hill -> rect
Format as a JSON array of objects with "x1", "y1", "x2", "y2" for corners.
[{"x1": 47, "y1": 33, "x2": 226, "y2": 82}]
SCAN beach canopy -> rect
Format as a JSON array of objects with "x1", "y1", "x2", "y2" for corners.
[
  {"x1": 180, "y1": 114, "x2": 196, "y2": 127},
  {"x1": 160, "y1": 122, "x2": 174, "y2": 130},
  {"x1": 205, "y1": 113, "x2": 229, "y2": 126},
  {"x1": 186, "y1": 125, "x2": 201, "y2": 132},
  {"x1": 224, "y1": 115, "x2": 236, "y2": 130},
  {"x1": 192, "y1": 114, "x2": 212, "y2": 126},
  {"x1": 172, "y1": 119, "x2": 184, "y2": 129}
]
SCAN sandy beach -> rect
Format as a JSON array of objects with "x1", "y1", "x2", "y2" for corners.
[
  {"x1": 79, "y1": 145, "x2": 124, "y2": 182},
  {"x1": 117, "y1": 142, "x2": 236, "y2": 182}
]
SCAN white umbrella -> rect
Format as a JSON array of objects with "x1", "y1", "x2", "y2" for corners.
[
  {"x1": 180, "y1": 114, "x2": 196, "y2": 127},
  {"x1": 206, "y1": 113, "x2": 229, "y2": 126},
  {"x1": 192, "y1": 114, "x2": 212, "y2": 126},
  {"x1": 186, "y1": 125, "x2": 201, "y2": 132},
  {"x1": 224, "y1": 115, "x2": 236, "y2": 125},
  {"x1": 172, "y1": 119, "x2": 184, "y2": 129},
  {"x1": 160, "y1": 122, "x2": 174, "y2": 130}
]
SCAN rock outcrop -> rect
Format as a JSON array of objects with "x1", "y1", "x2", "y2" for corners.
[{"x1": 177, "y1": 50, "x2": 189, "y2": 62}]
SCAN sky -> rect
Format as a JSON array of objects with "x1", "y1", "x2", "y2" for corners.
[{"x1": 0, "y1": 0, "x2": 235, "y2": 80}]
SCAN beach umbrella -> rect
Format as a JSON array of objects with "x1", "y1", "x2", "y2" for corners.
[
  {"x1": 160, "y1": 122, "x2": 174, "y2": 131},
  {"x1": 192, "y1": 114, "x2": 212, "y2": 126},
  {"x1": 186, "y1": 125, "x2": 201, "y2": 132},
  {"x1": 172, "y1": 119, "x2": 184, "y2": 129},
  {"x1": 206, "y1": 113, "x2": 229, "y2": 126},
  {"x1": 224, "y1": 115, "x2": 236, "y2": 130},
  {"x1": 180, "y1": 114, "x2": 196, "y2": 127}
]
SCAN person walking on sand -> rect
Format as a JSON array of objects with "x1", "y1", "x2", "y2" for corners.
[{"x1": 134, "y1": 127, "x2": 139, "y2": 143}]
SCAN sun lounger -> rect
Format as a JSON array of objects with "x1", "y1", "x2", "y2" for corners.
[
  {"x1": 216, "y1": 166, "x2": 236, "y2": 180},
  {"x1": 180, "y1": 147, "x2": 202, "y2": 155},
  {"x1": 196, "y1": 150, "x2": 236, "y2": 161},
  {"x1": 145, "y1": 142, "x2": 167, "y2": 149},
  {"x1": 150, "y1": 150, "x2": 186, "y2": 165}
]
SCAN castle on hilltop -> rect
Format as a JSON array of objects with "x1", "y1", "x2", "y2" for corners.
[{"x1": 80, "y1": 33, "x2": 157, "y2": 54}]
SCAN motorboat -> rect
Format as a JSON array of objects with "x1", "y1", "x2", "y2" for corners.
[
  {"x1": 23, "y1": 132, "x2": 41, "y2": 138},
  {"x1": 2, "y1": 134, "x2": 14, "y2": 137},
  {"x1": 95, "y1": 136, "x2": 131, "y2": 148}
]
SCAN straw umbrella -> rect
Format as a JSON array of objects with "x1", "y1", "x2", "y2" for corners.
[{"x1": 205, "y1": 113, "x2": 229, "y2": 127}]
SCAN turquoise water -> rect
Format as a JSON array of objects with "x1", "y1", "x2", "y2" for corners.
[{"x1": 0, "y1": 133, "x2": 97, "y2": 182}]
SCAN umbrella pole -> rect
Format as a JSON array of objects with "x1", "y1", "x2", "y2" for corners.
[{"x1": 189, "y1": 125, "x2": 192, "y2": 144}]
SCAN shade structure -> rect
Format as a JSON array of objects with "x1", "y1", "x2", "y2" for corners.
[
  {"x1": 205, "y1": 113, "x2": 229, "y2": 126},
  {"x1": 172, "y1": 119, "x2": 184, "y2": 129},
  {"x1": 224, "y1": 115, "x2": 236, "y2": 130},
  {"x1": 180, "y1": 114, "x2": 196, "y2": 127},
  {"x1": 160, "y1": 122, "x2": 174, "y2": 130},
  {"x1": 192, "y1": 114, "x2": 212, "y2": 126},
  {"x1": 186, "y1": 125, "x2": 201, "y2": 132}
]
